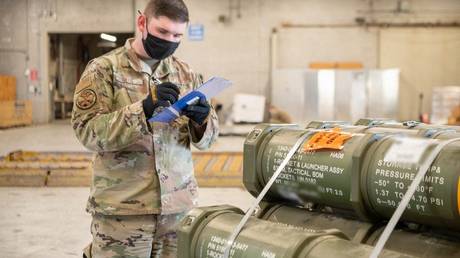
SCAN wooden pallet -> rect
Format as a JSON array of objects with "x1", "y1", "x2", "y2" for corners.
[
  {"x1": 0, "y1": 100, "x2": 32, "y2": 128},
  {"x1": 0, "y1": 75, "x2": 16, "y2": 101},
  {"x1": 193, "y1": 152, "x2": 243, "y2": 187},
  {"x1": 0, "y1": 151, "x2": 243, "y2": 187}
]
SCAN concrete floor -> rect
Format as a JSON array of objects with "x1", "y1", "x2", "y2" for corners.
[
  {"x1": 0, "y1": 120, "x2": 248, "y2": 156},
  {"x1": 0, "y1": 120, "x2": 86, "y2": 157},
  {"x1": 0, "y1": 121, "x2": 255, "y2": 258},
  {"x1": 0, "y1": 187, "x2": 254, "y2": 258}
]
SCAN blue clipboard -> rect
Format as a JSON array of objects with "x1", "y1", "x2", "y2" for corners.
[{"x1": 148, "y1": 77, "x2": 232, "y2": 123}]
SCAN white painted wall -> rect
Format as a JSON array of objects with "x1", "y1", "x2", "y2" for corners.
[
  {"x1": 1, "y1": 0, "x2": 460, "y2": 123},
  {"x1": 380, "y1": 28, "x2": 460, "y2": 120},
  {"x1": 178, "y1": 0, "x2": 460, "y2": 121}
]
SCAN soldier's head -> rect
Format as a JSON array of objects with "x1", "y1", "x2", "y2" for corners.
[{"x1": 134, "y1": 0, "x2": 189, "y2": 59}]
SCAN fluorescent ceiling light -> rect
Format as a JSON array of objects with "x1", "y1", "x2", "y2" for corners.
[{"x1": 100, "y1": 33, "x2": 117, "y2": 42}]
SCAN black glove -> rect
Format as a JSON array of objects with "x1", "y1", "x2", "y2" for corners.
[
  {"x1": 184, "y1": 98, "x2": 210, "y2": 125},
  {"x1": 142, "y1": 82, "x2": 180, "y2": 119}
]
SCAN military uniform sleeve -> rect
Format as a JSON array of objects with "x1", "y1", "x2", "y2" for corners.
[
  {"x1": 188, "y1": 72, "x2": 219, "y2": 150},
  {"x1": 71, "y1": 58, "x2": 150, "y2": 152}
]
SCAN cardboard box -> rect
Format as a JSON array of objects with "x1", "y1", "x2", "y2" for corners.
[
  {"x1": 0, "y1": 100, "x2": 32, "y2": 128},
  {"x1": 232, "y1": 94, "x2": 266, "y2": 123},
  {"x1": 0, "y1": 75, "x2": 17, "y2": 101}
]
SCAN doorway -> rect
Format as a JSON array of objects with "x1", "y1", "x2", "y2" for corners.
[{"x1": 48, "y1": 33, "x2": 132, "y2": 119}]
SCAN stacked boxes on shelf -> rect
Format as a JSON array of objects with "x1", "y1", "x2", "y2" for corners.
[{"x1": 431, "y1": 86, "x2": 460, "y2": 125}]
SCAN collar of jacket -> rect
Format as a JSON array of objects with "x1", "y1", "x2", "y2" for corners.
[{"x1": 123, "y1": 38, "x2": 176, "y2": 80}]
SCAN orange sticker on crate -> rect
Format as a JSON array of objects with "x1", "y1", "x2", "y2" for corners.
[{"x1": 303, "y1": 128, "x2": 352, "y2": 152}]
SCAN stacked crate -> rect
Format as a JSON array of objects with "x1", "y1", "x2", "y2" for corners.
[
  {"x1": 431, "y1": 86, "x2": 460, "y2": 125},
  {"x1": 0, "y1": 75, "x2": 32, "y2": 128}
]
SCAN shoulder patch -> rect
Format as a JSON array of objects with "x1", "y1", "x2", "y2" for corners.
[{"x1": 76, "y1": 89, "x2": 97, "y2": 110}]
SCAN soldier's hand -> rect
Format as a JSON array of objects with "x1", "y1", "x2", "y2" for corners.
[
  {"x1": 155, "y1": 82, "x2": 180, "y2": 106},
  {"x1": 184, "y1": 98, "x2": 210, "y2": 125},
  {"x1": 142, "y1": 82, "x2": 180, "y2": 119}
]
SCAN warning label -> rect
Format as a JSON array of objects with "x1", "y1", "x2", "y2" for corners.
[{"x1": 303, "y1": 128, "x2": 352, "y2": 152}]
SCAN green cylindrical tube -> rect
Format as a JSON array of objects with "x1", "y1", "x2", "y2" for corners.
[
  {"x1": 361, "y1": 135, "x2": 460, "y2": 229},
  {"x1": 308, "y1": 119, "x2": 460, "y2": 139},
  {"x1": 177, "y1": 205, "x2": 414, "y2": 258},
  {"x1": 244, "y1": 124, "x2": 375, "y2": 214},
  {"x1": 354, "y1": 118, "x2": 460, "y2": 133},
  {"x1": 257, "y1": 203, "x2": 460, "y2": 258},
  {"x1": 243, "y1": 124, "x2": 460, "y2": 230},
  {"x1": 365, "y1": 226, "x2": 460, "y2": 258},
  {"x1": 257, "y1": 203, "x2": 376, "y2": 242}
]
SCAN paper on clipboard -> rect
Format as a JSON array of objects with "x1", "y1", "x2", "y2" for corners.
[{"x1": 148, "y1": 76, "x2": 232, "y2": 123}]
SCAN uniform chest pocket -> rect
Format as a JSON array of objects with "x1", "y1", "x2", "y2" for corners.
[{"x1": 113, "y1": 73, "x2": 147, "y2": 104}]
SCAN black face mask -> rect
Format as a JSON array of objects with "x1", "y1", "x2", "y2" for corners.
[{"x1": 142, "y1": 22, "x2": 180, "y2": 60}]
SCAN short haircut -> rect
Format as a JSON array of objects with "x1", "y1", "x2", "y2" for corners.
[{"x1": 144, "y1": 0, "x2": 189, "y2": 23}]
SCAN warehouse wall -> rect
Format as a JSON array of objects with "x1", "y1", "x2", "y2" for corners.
[
  {"x1": 0, "y1": 1, "x2": 29, "y2": 106},
  {"x1": 1, "y1": 0, "x2": 460, "y2": 123},
  {"x1": 177, "y1": 0, "x2": 380, "y2": 106},
  {"x1": 380, "y1": 28, "x2": 460, "y2": 120},
  {"x1": 0, "y1": 0, "x2": 135, "y2": 123},
  {"x1": 179, "y1": 0, "x2": 460, "y2": 121}
]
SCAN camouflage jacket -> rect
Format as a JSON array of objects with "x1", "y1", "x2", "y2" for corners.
[{"x1": 71, "y1": 39, "x2": 219, "y2": 215}]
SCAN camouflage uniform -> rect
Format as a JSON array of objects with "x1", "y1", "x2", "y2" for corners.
[{"x1": 72, "y1": 38, "x2": 218, "y2": 257}]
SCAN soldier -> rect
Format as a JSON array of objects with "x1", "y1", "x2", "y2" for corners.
[{"x1": 71, "y1": 0, "x2": 219, "y2": 257}]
